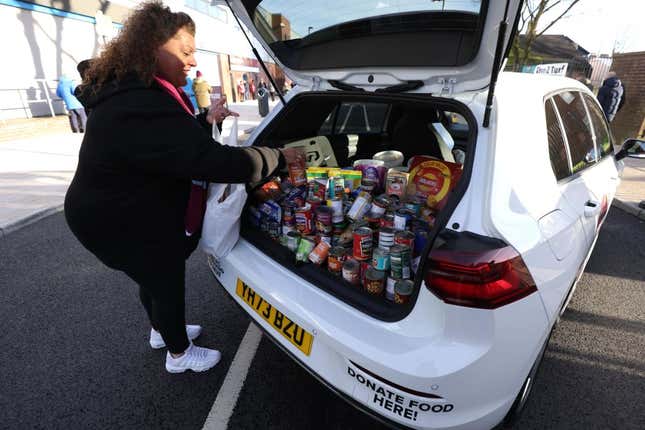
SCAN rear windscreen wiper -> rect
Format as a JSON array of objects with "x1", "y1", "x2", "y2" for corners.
[
  {"x1": 329, "y1": 79, "x2": 423, "y2": 93},
  {"x1": 375, "y1": 80, "x2": 423, "y2": 93},
  {"x1": 328, "y1": 80, "x2": 365, "y2": 92}
]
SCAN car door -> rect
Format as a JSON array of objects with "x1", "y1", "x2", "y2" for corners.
[{"x1": 550, "y1": 90, "x2": 601, "y2": 250}]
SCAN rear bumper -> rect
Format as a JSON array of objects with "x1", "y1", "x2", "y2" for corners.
[{"x1": 208, "y1": 239, "x2": 550, "y2": 430}]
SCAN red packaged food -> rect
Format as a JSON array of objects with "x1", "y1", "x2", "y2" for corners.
[{"x1": 406, "y1": 156, "x2": 462, "y2": 210}]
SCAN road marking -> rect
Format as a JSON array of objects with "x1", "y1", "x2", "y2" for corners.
[{"x1": 202, "y1": 322, "x2": 262, "y2": 430}]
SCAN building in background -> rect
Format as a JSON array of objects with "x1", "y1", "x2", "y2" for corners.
[
  {"x1": 0, "y1": 0, "x2": 283, "y2": 120},
  {"x1": 605, "y1": 51, "x2": 645, "y2": 144},
  {"x1": 510, "y1": 34, "x2": 593, "y2": 80}
]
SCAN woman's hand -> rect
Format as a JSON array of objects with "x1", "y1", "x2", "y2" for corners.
[
  {"x1": 206, "y1": 96, "x2": 239, "y2": 124},
  {"x1": 280, "y1": 147, "x2": 306, "y2": 165}
]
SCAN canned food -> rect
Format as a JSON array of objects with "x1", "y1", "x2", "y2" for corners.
[
  {"x1": 413, "y1": 228, "x2": 430, "y2": 256},
  {"x1": 268, "y1": 221, "x2": 281, "y2": 241},
  {"x1": 288, "y1": 158, "x2": 307, "y2": 187},
  {"x1": 380, "y1": 212, "x2": 395, "y2": 229},
  {"x1": 317, "y1": 234, "x2": 332, "y2": 245},
  {"x1": 342, "y1": 259, "x2": 361, "y2": 285},
  {"x1": 394, "y1": 230, "x2": 415, "y2": 251},
  {"x1": 390, "y1": 244, "x2": 411, "y2": 279},
  {"x1": 347, "y1": 191, "x2": 372, "y2": 221},
  {"x1": 328, "y1": 197, "x2": 344, "y2": 223},
  {"x1": 360, "y1": 177, "x2": 377, "y2": 193},
  {"x1": 378, "y1": 227, "x2": 395, "y2": 250},
  {"x1": 328, "y1": 176, "x2": 344, "y2": 199},
  {"x1": 394, "y1": 279, "x2": 414, "y2": 304},
  {"x1": 296, "y1": 237, "x2": 315, "y2": 262},
  {"x1": 394, "y1": 208, "x2": 414, "y2": 230},
  {"x1": 295, "y1": 203, "x2": 314, "y2": 235},
  {"x1": 370, "y1": 195, "x2": 390, "y2": 217},
  {"x1": 352, "y1": 227, "x2": 373, "y2": 260},
  {"x1": 315, "y1": 206, "x2": 333, "y2": 234},
  {"x1": 309, "y1": 240, "x2": 330, "y2": 265},
  {"x1": 385, "y1": 277, "x2": 397, "y2": 302},
  {"x1": 327, "y1": 246, "x2": 346, "y2": 275},
  {"x1": 364, "y1": 267, "x2": 386, "y2": 296},
  {"x1": 286, "y1": 231, "x2": 301, "y2": 252},
  {"x1": 404, "y1": 199, "x2": 422, "y2": 216},
  {"x1": 372, "y1": 247, "x2": 391, "y2": 271}
]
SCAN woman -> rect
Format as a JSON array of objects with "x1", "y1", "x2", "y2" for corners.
[{"x1": 65, "y1": 1, "x2": 302, "y2": 374}]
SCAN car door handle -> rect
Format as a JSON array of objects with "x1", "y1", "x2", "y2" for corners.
[{"x1": 584, "y1": 200, "x2": 600, "y2": 217}]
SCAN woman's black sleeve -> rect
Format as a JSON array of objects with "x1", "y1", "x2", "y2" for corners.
[{"x1": 113, "y1": 107, "x2": 282, "y2": 184}]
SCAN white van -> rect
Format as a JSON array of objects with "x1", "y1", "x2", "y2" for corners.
[{"x1": 206, "y1": 1, "x2": 642, "y2": 428}]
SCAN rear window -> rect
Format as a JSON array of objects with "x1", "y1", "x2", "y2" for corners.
[
  {"x1": 319, "y1": 102, "x2": 388, "y2": 135},
  {"x1": 583, "y1": 94, "x2": 613, "y2": 158},
  {"x1": 553, "y1": 91, "x2": 596, "y2": 174},
  {"x1": 545, "y1": 99, "x2": 570, "y2": 181},
  {"x1": 253, "y1": 0, "x2": 483, "y2": 42}
]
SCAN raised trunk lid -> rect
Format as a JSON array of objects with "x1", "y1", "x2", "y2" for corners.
[{"x1": 218, "y1": 0, "x2": 522, "y2": 94}]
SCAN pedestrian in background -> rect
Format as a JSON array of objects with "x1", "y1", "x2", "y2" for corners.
[
  {"x1": 192, "y1": 70, "x2": 210, "y2": 113},
  {"x1": 56, "y1": 74, "x2": 86, "y2": 133},
  {"x1": 64, "y1": 1, "x2": 303, "y2": 374},
  {"x1": 597, "y1": 71, "x2": 624, "y2": 122},
  {"x1": 249, "y1": 79, "x2": 256, "y2": 100},
  {"x1": 237, "y1": 80, "x2": 244, "y2": 101},
  {"x1": 182, "y1": 74, "x2": 198, "y2": 114},
  {"x1": 243, "y1": 79, "x2": 249, "y2": 101}
]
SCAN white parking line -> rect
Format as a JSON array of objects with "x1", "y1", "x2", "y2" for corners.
[{"x1": 202, "y1": 322, "x2": 263, "y2": 430}]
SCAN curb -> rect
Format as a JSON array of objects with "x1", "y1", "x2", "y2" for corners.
[
  {"x1": 612, "y1": 199, "x2": 645, "y2": 221},
  {"x1": 0, "y1": 204, "x2": 64, "y2": 239}
]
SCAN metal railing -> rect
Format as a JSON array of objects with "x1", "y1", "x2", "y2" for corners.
[{"x1": 0, "y1": 79, "x2": 63, "y2": 118}]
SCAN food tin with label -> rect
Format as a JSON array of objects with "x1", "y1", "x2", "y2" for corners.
[
  {"x1": 364, "y1": 267, "x2": 386, "y2": 296},
  {"x1": 372, "y1": 247, "x2": 391, "y2": 271},
  {"x1": 394, "y1": 230, "x2": 415, "y2": 252},
  {"x1": 286, "y1": 231, "x2": 301, "y2": 252},
  {"x1": 347, "y1": 191, "x2": 372, "y2": 221},
  {"x1": 328, "y1": 197, "x2": 344, "y2": 223},
  {"x1": 268, "y1": 221, "x2": 281, "y2": 241},
  {"x1": 413, "y1": 228, "x2": 430, "y2": 256},
  {"x1": 360, "y1": 177, "x2": 377, "y2": 193},
  {"x1": 369, "y1": 195, "x2": 390, "y2": 218},
  {"x1": 315, "y1": 206, "x2": 333, "y2": 234},
  {"x1": 394, "y1": 208, "x2": 414, "y2": 230},
  {"x1": 327, "y1": 246, "x2": 346, "y2": 275},
  {"x1": 309, "y1": 240, "x2": 330, "y2": 265},
  {"x1": 394, "y1": 279, "x2": 414, "y2": 304},
  {"x1": 378, "y1": 227, "x2": 395, "y2": 250},
  {"x1": 307, "y1": 196, "x2": 323, "y2": 214},
  {"x1": 390, "y1": 244, "x2": 411, "y2": 279},
  {"x1": 342, "y1": 259, "x2": 360, "y2": 285},
  {"x1": 385, "y1": 277, "x2": 397, "y2": 302},
  {"x1": 295, "y1": 203, "x2": 314, "y2": 235},
  {"x1": 380, "y1": 212, "x2": 395, "y2": 229},
  {"x1": 404, "y1": 199, "x2": 422, "y2": 216},
  {"x1": 296, "y1": 237, "x2": 315, "y2": 262},
  {"x1": 352, "y1": 226, "x2": 373, "y2": 260}
]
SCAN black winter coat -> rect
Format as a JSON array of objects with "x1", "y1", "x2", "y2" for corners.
[{"x1": 65, "y1": 76, "x2": 283, "y2": 272}]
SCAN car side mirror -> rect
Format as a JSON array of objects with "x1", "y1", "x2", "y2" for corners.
[{"x1": 615, "y1": 138, "x2": 645, "y2": 161}]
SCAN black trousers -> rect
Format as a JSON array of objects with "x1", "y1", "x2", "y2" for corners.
[{"x1": 124, "y1": 232, "x2": 201, "y2": 354}]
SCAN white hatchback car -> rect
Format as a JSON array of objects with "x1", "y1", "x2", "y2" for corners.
[{"x1": 206, "y1": 1, "x2": 640, "y2": 429}]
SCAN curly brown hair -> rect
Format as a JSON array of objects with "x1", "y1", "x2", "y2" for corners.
[{"x1": 84, "y1": 1, "x2": 195, "y2": 89}]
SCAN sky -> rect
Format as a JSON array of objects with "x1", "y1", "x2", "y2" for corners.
[{"x1": 540, "y1": 0, "x2": 645, "y2": 55}]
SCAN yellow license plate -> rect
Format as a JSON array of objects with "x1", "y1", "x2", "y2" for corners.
[{"x1": 236, "y1": 279, "x2": 314, "y2": 356}]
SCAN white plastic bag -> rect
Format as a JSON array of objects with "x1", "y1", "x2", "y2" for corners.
[{"x1": 200, "y1": 116, "x2": 247, "y2": 258}]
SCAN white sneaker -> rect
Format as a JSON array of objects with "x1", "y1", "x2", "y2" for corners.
[
  {"x1": 165, "y1": 343, "x2": 221, "y2": 373},
  {"x1": 149, "y1": 325, "x2": 202, "y2": 349}
]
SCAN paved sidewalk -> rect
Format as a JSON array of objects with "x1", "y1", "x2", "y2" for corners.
[{"x1": 1, "y1": 108, "x2": 644, "y2": 237}]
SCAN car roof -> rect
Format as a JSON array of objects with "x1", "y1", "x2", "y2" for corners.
[{"x1": 496, "y1": 72, "x2": 591, "y2": 98}]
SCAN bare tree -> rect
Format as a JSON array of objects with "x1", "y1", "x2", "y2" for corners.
[{"x1": 509, "y1": 0, "x2": 582, "y2": 71}]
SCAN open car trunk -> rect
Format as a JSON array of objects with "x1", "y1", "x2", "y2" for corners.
[{"x1": 241, "y1": 92, "x2": 477, "y2": 321}]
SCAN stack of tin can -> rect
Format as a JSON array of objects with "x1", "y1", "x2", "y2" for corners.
[{"x1": 246, "y1": 161, "x2": 438, "y2": 305}]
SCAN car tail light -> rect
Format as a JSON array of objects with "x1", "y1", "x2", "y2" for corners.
[{"x1": 425, "y1": 245, "x2": 537, "y2": 309}]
